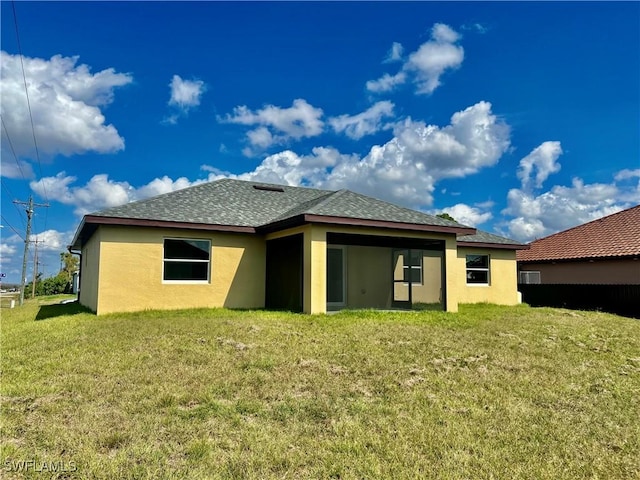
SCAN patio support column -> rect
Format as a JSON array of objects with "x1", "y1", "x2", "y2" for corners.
[
  {"x1": 303, "y1": 225, "x2": 327, "y2": 314},
  {"x1": 444, "y1": 237, "x2": 459, "y2": 312}
]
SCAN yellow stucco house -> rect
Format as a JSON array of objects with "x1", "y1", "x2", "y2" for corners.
[{"x1": 70, "y1": 179, "x2": 526, "y2": 315}]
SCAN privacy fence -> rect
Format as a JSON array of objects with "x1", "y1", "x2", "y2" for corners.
[{"x1": 518, "y1": 284, "x2": 640, "y2": 319}]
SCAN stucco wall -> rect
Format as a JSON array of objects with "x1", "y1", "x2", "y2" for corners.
[
  {"x1": 346, "y1": 246, "x2": 393, "y2": 309},
  {"x1": 78, "y1": 228, "x2": 101, "y2": 312},
  {"x1": 304, "y1": 226, "x2": 327, "y2": 314},
  {"x1": 392, "y1": 250, "x2": 443, "y2": 305},
  {"x1": 268, "y1": 224, "x2": 459, "y2": 313},
  {"x1": 519, "y1": 259, "x2": 640, "y2": 285},
  {"x1": 88, "y1": 226, "x2": 265, "y2": 315},
  {"x1": 457, "y1": 247, "x2": 519, "y2": 305}
]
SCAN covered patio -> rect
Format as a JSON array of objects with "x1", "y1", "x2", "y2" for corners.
[{"x1": 264, "y1": 225, "x2": 456, "y2": 314}]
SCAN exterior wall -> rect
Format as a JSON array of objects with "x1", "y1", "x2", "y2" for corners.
[
  {"x1": 444, "y1": 237, "x2": 460, "y2": 312},
  {"x1": 304, "y1": 226, "x2": 327, "y2": 314},
  {"x1": 346, "y1": 246, "x2": 393, "y2": 309},
  {"x1": 392, "y1": 250, "x2": 443, "y2": 305},
  {"x1": 457, "y1": 247, "x2": 519, "y2": 305},
  {"x1": 267, "y1": 224, "x2": 459, "y2": 314},
  {"x1": 88, "y1": 225, "x2": 265, "y2": 315},
  {"x1": 79, "y1": 228, "x2": 101, "y2": 312},
  {"x1": 520, "y1": 259, "x2": 640, "y2": 285},
  {"x1": 83, "y1": 222, "x2": 520, "y2": 315}
]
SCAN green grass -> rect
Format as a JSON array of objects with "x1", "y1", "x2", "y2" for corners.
[{"x1": 2, "y1": 298, "x2": 639, "y2": 479}]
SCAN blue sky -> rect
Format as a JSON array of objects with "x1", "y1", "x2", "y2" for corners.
[{"x1": 1, "y1": 1, "x2": 639, "y2": 284}]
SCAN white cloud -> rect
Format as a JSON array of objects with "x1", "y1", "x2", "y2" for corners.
[
  {"x1": 365, "y1": 72, "x2": 407, "y2": 94},
  {"x1": 614, "y1": 168, "x2": 640, "y2": 181},
  {"x1": 0, "y1": 243, "x2": 17, "y2": 256},
  {"x1": 328, "y1": 101, "x2": 395, "y2": 140},
  {"x1": 366, "y1": 23, "x2": 464, "y2": 96},
  {"x1": 517, "y1": 141, "x2": 562, "y2": 190},
  {"x1": 439, "y1": 203, "x2": 492, "y2": 227},
  {"x1": 37, "y1": 102, "x2": 511, "y2": 225},
  {"x1": 503, "y1": 177, "x2": 625, "y2": 241},
  {"x1": 0, "y1": 51, "x2": 132, "y2": 162},
  {"x1": 384, "y1": 42, "x2": 404, "y2": 63},
  {"x1": 1, "y1": 229, "x2": 74, "y2": 281},
  {"x1": 30, "y1": 172, "x2": 196, "y2": 216},
  {"x1": 168, "y1": 75, "x2": 205, "y2": 109},
  {"x1": 166, "y1": 74, "x2": 205, "y2": 120},
  {"x1": 220, "y1": 99, "x2": 324, "y2": 151},
  {"x1": 0, "y1": 155, "x2": 35, "y2": 180},
  {"x1": 203, "y1": 147, "x2": 354, "y2": 188},
  {"x1": 220, "y1": 101, "x2": 510, "y2": 209},
  {"x1": 462, "y1": 23, "x2": 489, "y2": 34},
  {"x1": 502, "y1": 143, "x2": 637, "y2": 241},
  {"x1": 29, "y1": 230, "x2": 73, "y2": 252},
  {"x1": 431, "y1": 23, "x2": 461, "y2": 43},
  {"x1": 406, "y1": 23, "x2": 464, "y2": 94},
  {"x1": 246, "y1": 127, "x2": 274, "y2": 148},
  {"x1": 135, "y1": 175, "x2": 195, "y2": 199}
]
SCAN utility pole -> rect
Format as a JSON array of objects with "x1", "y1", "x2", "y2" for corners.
[
  {"x1": 31, "y1": 237, "x2": 44, "y2": 299},
  {"x1": 14, "y1": 196, "x2": 49, "y2": 306}
]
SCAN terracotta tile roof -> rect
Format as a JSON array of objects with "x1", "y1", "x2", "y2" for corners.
[{"x1": 517, "y1": 205, "x2": 640, "y2": 262}]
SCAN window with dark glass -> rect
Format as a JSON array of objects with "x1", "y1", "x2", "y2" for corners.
[
  {"x1": 403, "y1": 250, "x2": 423, "y2": 284},
  {"x1": 466, "y1": 254, "x2": 490, "y2": 285},
  {"x1": 163, "y1": 239, "x2": 210, "y2": 282}
]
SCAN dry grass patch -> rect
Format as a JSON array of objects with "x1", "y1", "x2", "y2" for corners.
[{"x1": 1, "y1": 298, "x2": 639, "y2": 479}]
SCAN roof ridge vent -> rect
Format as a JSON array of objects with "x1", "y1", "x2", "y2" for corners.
[{"x1": 253, "y1": 184, "x2": 284, "y2": 193}]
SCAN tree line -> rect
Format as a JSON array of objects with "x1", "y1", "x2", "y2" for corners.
[{"x1": 25, "y1": 252, "x2": 79, "y2": 298}]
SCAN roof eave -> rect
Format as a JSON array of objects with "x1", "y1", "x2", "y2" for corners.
[
  {"x1": 72, "y1": 215, "x2": 257, "y2": 249},
  {"x1": 518, "y1": 253, "x2": 640, "y2": 263},
  {"x1": 458, "y1": 241, "x2": 530, "y2": 250},
  {"x1": 302, "y1": 214, "x2": 476, "y2": 236},
  {"x1": 70, "y1": 217, "x2": 88, "y2": 251}
]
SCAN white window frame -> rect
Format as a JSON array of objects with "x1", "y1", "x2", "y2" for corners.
[
  {"x1": 466, "y1": 254, "x2": 490, "y2": 286},
  {"x1": 519, "y1": 271, "x2": 541, "y2": 284},
  {"x1": 162, "y1": 238, "x2": 211, "y2": 284}
]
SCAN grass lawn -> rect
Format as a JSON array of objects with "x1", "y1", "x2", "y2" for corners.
[{"x1": 1, "y1": 298, "x2": 639, "y2": 479}]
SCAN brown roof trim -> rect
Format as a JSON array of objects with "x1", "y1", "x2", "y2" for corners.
[
  {"x1": 458, "y1": 241, "x2": 530, "y2": 250},
  {"x1": 72, "y1": 215, "x2": 257, "y2": 248},
  {"x1": 73, "y1": 212, "x2": 477, "y2": 248},
  {"x1": 302, "y1": 214, "x2": 476, "y2": 236}
]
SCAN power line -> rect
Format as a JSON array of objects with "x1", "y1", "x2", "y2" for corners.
[
  {"x1": 1, "y1": 116, "x2": 28, "y2": 184},
  {"x1": 0, "y1": 214, "x2": 25, "y2": 241},
  {"x1": 0, "y1": 178, "x2": 27, "y2": 230},
  {"x1": 11, "y1": 1, "x2": 49, "y2": 233}
]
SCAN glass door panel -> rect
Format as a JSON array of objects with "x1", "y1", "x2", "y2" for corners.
[
  {"x1": 327, "y1": 247, "x2": 345, "y2": 306},
  {"x1": 392, "y1": 249, "x2": 411, "y2": 307}
]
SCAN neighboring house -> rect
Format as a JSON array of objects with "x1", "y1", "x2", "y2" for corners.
[
  {"x1": 70, "y1": 179, "x2": 526, "y2": 315},
  {"x1": 517, "y1": 205, "x2": 640, "y2": 285}
]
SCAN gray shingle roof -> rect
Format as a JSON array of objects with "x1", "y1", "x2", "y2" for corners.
[
  {"x1": 92, "y1": 179, "x2": 329, "y2": 227},
  {"x1": 458, "y1": 230, "x2": 526, "y2": 247},
  {"x1": 75, "y1": 178, "x2": 522, "y2": 249},
  {"x1": 91, "y1": 178, "x2": 465, "y2": 229}
]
